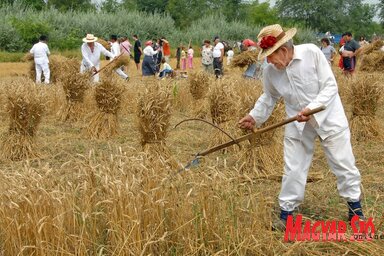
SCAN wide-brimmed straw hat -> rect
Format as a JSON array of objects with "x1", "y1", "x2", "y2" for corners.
[
  {"x1": 82, "y1": 34, "x2": 98, "y2": 43},
  {"x1": 257, "y1": 24, "x2": 297, "y2": 60}
]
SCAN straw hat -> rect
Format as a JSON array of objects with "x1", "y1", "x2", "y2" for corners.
[
  {"x1": 257, "y1": 24, "x2": 297, "y2": 60},
  {"x1": 83, "y1": 34, "x2": 98, "y2": 43}
]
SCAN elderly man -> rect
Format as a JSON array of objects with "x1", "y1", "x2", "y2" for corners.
[
  {"x1": 239, "y1": 24, "x2": 364, "y2": 229},
  {"x1": 81, "y1": 34, "x2": 114, "y2": 83},
  {"x1": 30, "y1": 35, "x2": 50, "y2": 84}
]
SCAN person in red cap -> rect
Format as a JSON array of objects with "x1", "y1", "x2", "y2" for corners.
[
  {"x1": 242, "y1": 38, "x2": 261, "y2": 79},
  {"x1": 141, "y1": 40, "x2": 158, "y2": 76}
]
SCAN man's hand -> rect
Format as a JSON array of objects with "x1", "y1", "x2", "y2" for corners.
[
  {"x1": 297, "y1": 108, "x2": 311, "y2": 122},
  {"x1": 342, "y1": 50, "x2": 354, "y2": 58},
  {"x1": 238, "y1": 115, "x2": 256, "y2": 130},
  {"x1": 91, "y1": 66, "x2": 97, "y2": 73}
]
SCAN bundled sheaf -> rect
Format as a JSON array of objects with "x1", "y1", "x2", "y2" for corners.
[
  {"x1": 189, "y1": 71, "x2": 211, "y2": 118},
  {"x1": 87, "y1": 78, "x2": 125, "y2": 139},
  {"x1": 27, "y1": 55, "x2": 70, "y2": 83},
  {"x1": 57, "y1": 58, "x2": 91, "y2": 121},
  {"x1": 348, "y1": 74, "x2": 383, "y2": 141},
  {"x1": 1, "y1": 80, "x2": 45, "y2": 161},
  {"x1": 97, "y1": 38, "x2": 111, "y2": 51},
  {"x1": 232, "y1": 80, "x2": 283, "y2": 175},
  {"x1": 231, "y1": 50, "x2": 259, "y2": 68},
  {"x1": 137, "y1": 82, "x2": 177, "y2": 168},
  {"x1": 207, "y1": 79, "x2": 239, "y2": 152}
]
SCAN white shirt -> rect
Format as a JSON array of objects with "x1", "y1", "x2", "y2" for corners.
[
  {"x1": 213, "y1": 42, "x2": 224, "y2": 58},
  {"x1": 249, "y1": 43, "x2": 348, "y2": 140},
  {"x1": 30, "y1": 42, "x2": 50, "y2": 65},
  {"x1": 111, "y1": 41, "x2": 121, "y2": 56},
  {"x1": 81, "y1": 42, "x2": 114, "y2": 68},
  {"x1": 161, "y1": 63, "x2": 172, "y2": 71},
  {"x1": 143, "y1": 45, "x2": 158, "y2": 56},
  {"x1": 227, "y1": 50, "x2": 234, "y2": 58},
  {"x1": 188, "y1": 48, "x2": 194, "y2": 57}
]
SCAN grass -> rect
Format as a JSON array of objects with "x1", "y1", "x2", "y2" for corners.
[
  {"x1": 0, "y1": 51, "x2": 25, "y2": 62},
  {"x1": 0, "y1": 56, "x2": 383, "y2": 255}
]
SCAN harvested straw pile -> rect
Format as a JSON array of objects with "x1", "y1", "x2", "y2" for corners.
[
  {"x1": 231, "y1": 50, "x2": 259, "y2": 68},
  {"x1": 348, "y1": 74, "x2": 383, "y2": 141},
  {"x1": 137, "y1": 83, "x2": 177, "y2": 168},
  {"x1": 97, "y1": 38, "x2": 111, "y2": 50},
  {"x1": 208, "y1": 79, "x2": 239, "y2": 151},
  {"x1": 87, "y1": 77, "x2": 125, "y2": 139},
  {"x1": 57, "y1": 58, "x2": 91, "y2": 121},
  {"x1": 358, "y1": 40, "x2": 384, "y2": 56},
  {"x1": 189, "y1": 71, "x2": 211, "y2": 118},
  {"x1": 27, "y1": 55, "x2": 69, "y2": 83},
  {"x1": 233, "y1": 80, "x2": 284, "y2": 175},
  {"x1": 1, "y1": 80, "x2": 44, "y2": 161},
  {"x1": 359, "y1": 51, "x2": 384, "y2": 72}
]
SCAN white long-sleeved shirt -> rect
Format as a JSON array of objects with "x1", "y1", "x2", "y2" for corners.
[
  {"x1": 143, "y1": 45, "x2": 158, "y2": 56},
  {"x1": 81, "y1": 42, "x2": 114, "y2": 68},
  {"x1": 249, "y1": 43, "x2": 348, "y2": 140},
  {"x1": 30, "y1": 42, "x2": 50, "y2": 65},
  {"x1": 111, "y1": 41, "x2": 121, "y2": 56}
]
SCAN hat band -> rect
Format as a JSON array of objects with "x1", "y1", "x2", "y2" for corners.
[{"x1": 259, "y1": 31, "x2": 286, "y2": 50}]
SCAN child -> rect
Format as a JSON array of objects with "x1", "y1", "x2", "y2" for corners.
[
  {"x1": 226, "y1": 47, "x2": 234, "y2": 66},
  {"x1": 181, "y1": 46, "x2": 187, "y2": 73},
  {"x1": 187, "y1": 46, "x2": 194, "y2": 69},
  {"x1": 159, "y1": 57, "x2": 173, "y2": 78},
  {"x1": 176, "y1": 44, "x2": 182, "y2": 69}
]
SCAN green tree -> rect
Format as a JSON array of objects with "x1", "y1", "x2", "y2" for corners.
[
  {"x1": 166, "y1": 0, "x2": 208, "y2": 28},
  {"x1": 136, "y1": 0, "x2": 168, "y2": 13},
  {"x1": 247, "y1": 1, "x2": 279, "y2": 26},
  {"x1": 47, "y1": 0, "x2": 95, "y2": 12},
  {"x1": 276, "y1": 0, "x2": 376, "y2": 34},
  {"x1": 101, "y1": 0, "x2": 121, "y2": 12},
  {"x1": 379, "y1": 0, "x2": 384, "y2": 24}
]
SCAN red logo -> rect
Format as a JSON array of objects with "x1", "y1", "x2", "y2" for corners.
[{"x1": 284, "y1": 215, "x2": 378, "y2": 242}]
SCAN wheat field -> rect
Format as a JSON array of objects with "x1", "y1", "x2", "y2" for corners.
[{"x1": 0, "y1": 56, "x2": 383, "y2": 255}]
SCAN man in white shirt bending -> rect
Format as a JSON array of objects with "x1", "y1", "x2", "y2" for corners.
[
  {"x1": 110, "y1": 35, "x2": 129, "y2": 80},
  {"x1": 213, "y1": 36, "x2": 224, "y2": 78},
  {"x1": 81, "y1": 34, "x2": 114, "y2": 83},
  {"x1": 30, "y1": 35, "x2": 50, "y2": 84},
  {"x1": 239, "y1": 24, "x2": 364, "y2": 230}
]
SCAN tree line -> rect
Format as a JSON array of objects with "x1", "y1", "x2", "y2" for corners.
[{"x1": 1, "y1": 0, "x2": 383, "y2": 38}]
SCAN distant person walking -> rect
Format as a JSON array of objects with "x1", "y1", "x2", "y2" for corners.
[
  {"x1": 133, "y1": 34, "x2": 142, "y2": 70},
  {"x1": 226, "y1": 47, "x2": 234, "y2": 66},
  {"x1": 30, "y1": 35, "x2": 50, "y2": 84},
  {"x1": 81, "y1": 34, "x2": 114, "y2": 83},
  {"x1": 110, "y1": 34, "x2": 129, "y2": 80}
]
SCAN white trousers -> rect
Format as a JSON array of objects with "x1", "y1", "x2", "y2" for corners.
[
  {"x1": 279, "y1": 124, "x2": 361, "y2": 211},
  {"x1": 35, "y1": 63, "x2": 50, "y2": 84},
  {"x1": 115, "y1": 66, "x2": 128, "y2": 79},
  {"x1": 80, "y1": 64, "x2": 99, "y2": 83}
]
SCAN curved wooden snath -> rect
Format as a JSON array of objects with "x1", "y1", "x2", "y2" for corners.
[{"x1": 178, "y1": 105, "x2": 326, "y2": 172}]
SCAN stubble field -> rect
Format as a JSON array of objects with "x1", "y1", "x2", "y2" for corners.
[{"x1": 0, "y1": 56, "x2": 383, "y2": 255}]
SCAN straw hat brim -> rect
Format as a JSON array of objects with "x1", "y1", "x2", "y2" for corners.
[
  {"x1": 258, "y1": 28, "x2": 297, "y2": 61},
  {"x1": 82, "y1": 37, "x2": 98, "y2": 43}
]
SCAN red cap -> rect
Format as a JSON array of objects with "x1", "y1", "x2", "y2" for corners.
[{"x1": 242, "y1": 39, "x2": 257, "y2": 47}]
